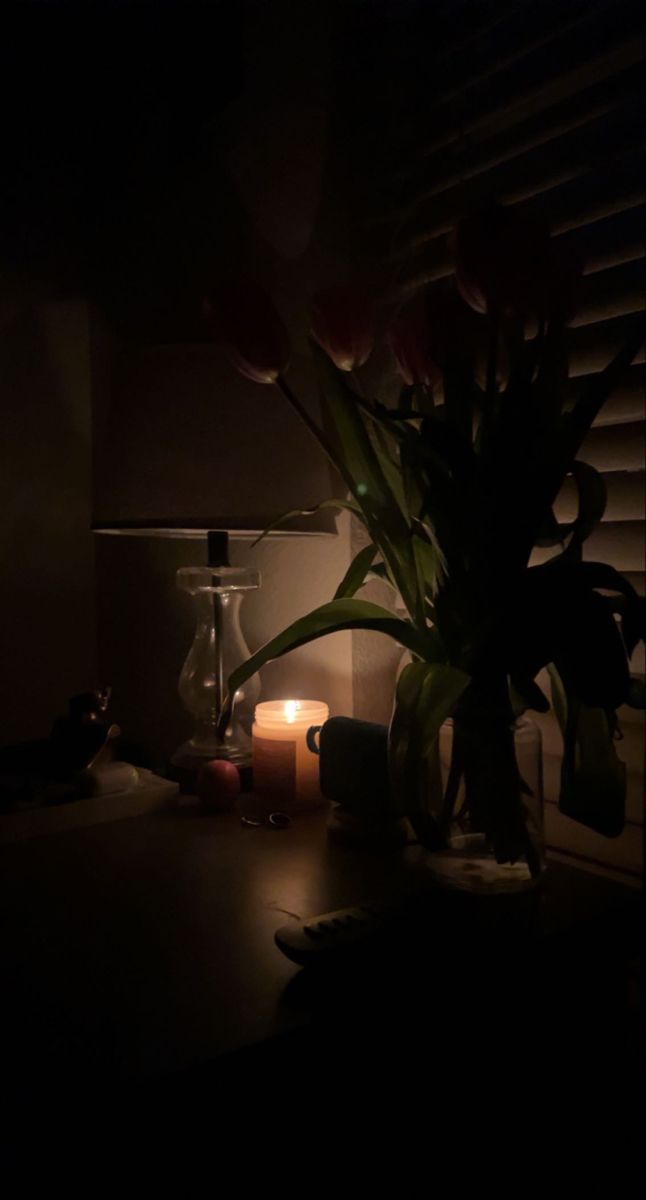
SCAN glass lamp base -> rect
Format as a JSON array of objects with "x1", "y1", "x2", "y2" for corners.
[
  {"x1": 169, "y1": 739, "x2": 253, "y2": 794},
  {"x1": 171, "y1": 730, "x2": 251, "y2": 769},
  {"x1": 173, "y1": 553, "x2": 260, "y2": 795}
]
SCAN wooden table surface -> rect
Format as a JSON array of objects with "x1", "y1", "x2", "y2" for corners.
[{"x1": 0, "y1": 800, "x2": 641, "y2": 1109}]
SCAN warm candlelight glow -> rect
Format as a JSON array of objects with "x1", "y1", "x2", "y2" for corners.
[{"x1": 252, "y1": 700, "x2": 329, "y2": 812}]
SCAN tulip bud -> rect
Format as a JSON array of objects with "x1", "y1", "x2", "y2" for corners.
[
  {"x1": 204, "y1": 280, "x2": 290, "y2": 384},
  {"x1": 387, "y1": 294, "x2": 442, "y2": 387},
  {"x1": 453, "y1": 205, "x2": 551, "y2": 319},
  {"x1": 310, "y1": 283, "x2": 375, "y2": 371}
]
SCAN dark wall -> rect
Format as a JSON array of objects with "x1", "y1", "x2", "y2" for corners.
[
  {"x1": 0, "y1": 294, "x2": 96, "y2": 741},
  {"x1": 0, "y1": 0, "x2": 444, "y2": 748}
]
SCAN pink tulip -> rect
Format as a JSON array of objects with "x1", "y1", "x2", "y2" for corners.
[
  {"x1": 204, "y1": 280, "x2": 290, "y2": 384},
  {"x1": 310, "y1": 283, "x2": 375, "y2": 371}
]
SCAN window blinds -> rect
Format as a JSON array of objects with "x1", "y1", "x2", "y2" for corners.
[{"x1": 367, "y1": 0, "x2": 645, "y2": 877}]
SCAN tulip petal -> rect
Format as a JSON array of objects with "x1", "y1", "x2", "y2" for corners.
[
  {"x1": 204, "y1": 280, "x2": 290, "y2": 384},
  {"x1": 311, "y1": 282, "x2": 375, "y2": 372}
]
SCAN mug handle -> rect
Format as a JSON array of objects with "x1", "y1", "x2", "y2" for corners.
[{"x1": 306, "y1": 725, "x2": 322, "y2": 755}]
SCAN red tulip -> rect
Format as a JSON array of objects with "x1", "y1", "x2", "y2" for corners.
[
  {"x1": 387, "y1": 294, "x2": 442, "y2": 387},
  {"x1": 310, "y1": 283, "x2": 375, "y2": 371},
  {"x1": 204, "y1": 280, "x2": 290, "y2": 384},
  {"x1": 452, "y1": 205, "x2": 551, "y2": 318}
]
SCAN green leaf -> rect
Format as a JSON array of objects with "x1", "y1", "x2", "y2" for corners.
[
  {"x1": 334, "y1": 543, "x2": 378, "y2": 599},
  {"x1": 369, "y1": 421, "x2": 409, "y2": 520},
  {"x1": 535, "y1": 462, "x2": 607, "y2": 554},
  {"x1": 547, "y1": 664, "x2": 626, "y2": 837},
  {"x1": 562, "y1": 327, "x2": 644, "y2": 463},
  {"x1": 401, "y1": 450, "x2": 425, "y2": 525},
  {"x1": 218, "y1": 599, "x2": 437, "y2": 734},
  {"x1": 515, "y1": 559, "x2": 634, "y2": 708},
  {"x1": 411, "y1": 530, "x2": 445, "y2": 598},
  {"x1": 532, "y1": 557, "x2": 645, "y2": 666},
  {"x1": 561, "y1": 460, "x2": 607, "y2": 557},
  {"x1": 313, "y1": 345, "x2": 424, "y2": 624},
  {"x1": 547, "y1": 662, "x2": 567, "y2": 732},
  {"x1": 534, "y1": 508, "x2": 565, "y2": 548},
  {"x1": 611, "y1": 594, "x2": 646, "y2": 660},
  {"x1": 401, "y1": 425, "x2": 464, "y2": 588},
  {"x1": 365, "y1": 561, "x2": 400, "y2": 595},
  {"x1": 559, "y1": 559, "x2": 643, "y2": 603},
  {"x1": 509, "y1": 676, "x2": 550, "y2": 716},
  {"x1": 388, "y1": 660, "x2": 470, "y2": 824},
  {"x1": 532, "y1": 319, "x2": 569, "y2": 423},
  {"x1": 313, "y1": 347, "x2": 403, "y2": 522},
  {"x1": 442, "y1": 357, "x2": 477, "y2": 446},
  {"x1": 251, "y1": 497, "x2": 362, "y2": 546}
]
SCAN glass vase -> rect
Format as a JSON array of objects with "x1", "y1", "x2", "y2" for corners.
[{"x1": 427, "y1": 715, "x2": 546, "y2": 893}]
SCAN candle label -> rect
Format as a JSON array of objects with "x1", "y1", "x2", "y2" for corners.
[{"x1": 253, "y1": 737, "x2": 296, "y2": 798}]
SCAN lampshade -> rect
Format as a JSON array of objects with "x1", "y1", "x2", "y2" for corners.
[{"x1": 93, "y1": 343, "x2": 338, "y2": 537}]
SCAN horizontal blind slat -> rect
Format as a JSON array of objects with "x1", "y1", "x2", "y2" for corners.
[
  {"x1": 568, "y1": 315, "x2": 645, "y2": 377},
  {"x1": 393, "y1": 205, "x2": 646, "y2": 297},
  {"x1": 403, "y1": 1, "x2": 644, "y2": 156},
  {"x1": 579, "y1": 421, "x2": 646, "y2": 472},
  {"x1": 408, "y1": 68, "x2": 646, "y2": 210},
  {"x1": 570, "y1": 259, "x2": 646, "y2": 328},
  {"x1": 391, "y1": 146, "x2": 645, "y2": 258},
  {"x1": 531, "y1": 522, "x2": 645, "y2": 571},
  {"x1": 559, "y1": 206, "x2": 646, "y2": 276},
  {"x1": 586, "y1": 363, "x2": 646, "y2": 425},
  {"x1": 396, "y1": 105, "x2": 645, "y2": 247},
  {"x1": 403, "y1": 14, "x2": 645, "y2": 166}
]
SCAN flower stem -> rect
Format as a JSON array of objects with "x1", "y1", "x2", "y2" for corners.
[
  {"x1": 275, "y1": 375, "x2": 339, "y2": 468},
  {"x1": 486, "y1": 310, "x2": 499, "y2": 406},
  {"x1": 350, "y1": 370, "x2": 364, "y2": 397}
]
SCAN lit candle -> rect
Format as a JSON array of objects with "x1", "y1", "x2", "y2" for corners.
[{"x1": 252, "y1": 700, "x2": 329, "y2": 812}]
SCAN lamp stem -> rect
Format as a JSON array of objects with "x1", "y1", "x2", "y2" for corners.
[{"x1": 213, "y1": 591, "x2": 225, "y2": 724}]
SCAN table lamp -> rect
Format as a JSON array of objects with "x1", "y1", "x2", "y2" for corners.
[{"x1": 93, "y1": 340, "x2": 336, "y2": 785}]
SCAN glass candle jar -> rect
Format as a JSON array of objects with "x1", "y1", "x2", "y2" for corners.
[{"x1": 252, "y1": 700, "x2": 329, "y2": 813}]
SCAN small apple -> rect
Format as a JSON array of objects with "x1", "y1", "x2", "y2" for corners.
[{"x1": 197, "y1": 759, "x2": 241, "y2": 812}]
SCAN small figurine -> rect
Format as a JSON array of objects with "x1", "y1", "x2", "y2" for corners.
[
  {"x1": 1, "y1": 687, "x2": 129, "y2": 810},
  {"x1": 49, "y1": 687, "x2": 121, "y2": 780}
]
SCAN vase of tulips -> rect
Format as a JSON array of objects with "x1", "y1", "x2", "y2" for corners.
[{"x1": 210, "y1": 204, "x2": 644, "y2": 890}]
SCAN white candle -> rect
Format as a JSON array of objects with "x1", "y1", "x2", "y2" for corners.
[{"x1": 252, "y1": 700, "x2": 329, "y2": 812}]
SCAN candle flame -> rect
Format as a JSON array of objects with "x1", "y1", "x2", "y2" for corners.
[{"x1": 284, "y1": 700, "x2": 300, "y2": 724}]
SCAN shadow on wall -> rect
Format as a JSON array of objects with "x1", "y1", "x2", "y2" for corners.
[
  {"x1": 94, "y1": 523, "x2": 353, "y2": 769},
  {"x1": 0, "y1": 294, "x2": 96, "y2": 742}
]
